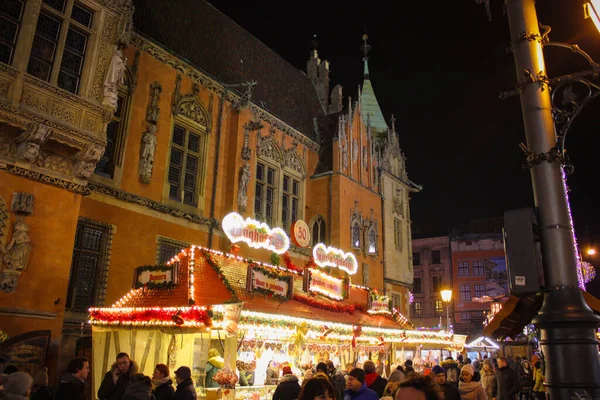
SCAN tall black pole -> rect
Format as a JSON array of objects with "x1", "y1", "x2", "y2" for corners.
[{"x1": 505, "y1": 0, "x2": 600, "y2": 397}]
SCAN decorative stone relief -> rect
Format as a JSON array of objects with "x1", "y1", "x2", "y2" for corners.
[
  {"x1": 22, "y1": 94, "x2": 48, "y2": 113},
  {"x1": 0, "y1": 194, "x2": 33, "y2": 293},
  {"x1": 139, "y1": 82, "x2": 162, "y2": 184},
  {"x1": 73, "y1": 144, "x2": 105, "y2": 179},
  {"x1": 342, "y1": 141, "x2": 348, "y2": 171},
  {"x1": 92, "y1": 41, "x2": 111, "y2": 101},
  {"x1": 350, "y1": 201, "x2": 363, "y2": 249},
  {"x1": 15, "y1": 123, "x2": 51, "y2": 163},
  {"x1": 237, "y1": 164, "x2": 252, "y2": 212},
  {"x1": 172, "y1": 75, "x2": 211, "y2": 129},
  {"x1": 11, "y1": 193, "x2": 34, "y2": 215},
  {"x1": 37, "y1": 151, "x2": 72, "y2": 175},
  {"x1": 284, "y1": 141, "x2": 306, "y2": 178},
  {"x1": 257, "y1": 127, "x2": 283, "y2": 164},
  {"x1": 393, "y1": 188, "x2": 404, "y2": 217},
  {"x1": 362, "y1": 263, "x2": 369, "y2": 286},
  {"x1": 103, "y1": 46, "x2": 127, "y2": 110},
  {"x1": 232, "y1": 81, "x2": 257, "y2": 111},
  {"x1": 51, "y1": 104, "x2": 76, "y2": 124}
]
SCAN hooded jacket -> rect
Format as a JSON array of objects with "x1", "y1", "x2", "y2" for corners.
[
  {"x1": 98, "y1": 360, "x2": 139, "y2": 400},
  {"x1": 54, "y1": 373, "x2": 87, "y2": 400},
  {"x1": 441, "y1": 359, "x2": 460, "y2": 386},
  {"x1": 519, "y1": 360, "x2": 533, "y2": 389},
  {"x1": 205, "y1": 356, "x2": 224, "y2": 388},
  {"x1": 273, "y1": 374, "x2": 301, "y2": 400},
  {"x1": 458, "y1": 380, "x2": 487, "y2": 400}
]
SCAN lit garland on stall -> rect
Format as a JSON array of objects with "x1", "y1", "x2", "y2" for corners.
[
  {"x1": 201, "y1": 250, "x2": 240, "y2": 302},
  {"x1": 293, "y1": 294, "x2": 363, "y2": 314},
  {"x1": 189, "y1": 246, "x2": 195, "y2": 304},
  {"x1": 89, "y1": 305, "x2": 213, "y2": 327},
  {"x1": 561, "y1": 167, "x2": 585, "y2": 289}
]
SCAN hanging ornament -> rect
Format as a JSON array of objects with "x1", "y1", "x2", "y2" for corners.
[
  {"x1": 319, "y1": 325, "x2": 333, "y2": 340},
  {"x1": 352, "y1": 325, "x2": 362, "y2": 349},
  {"x1": 377, "y1": 336, "x2": 385, "y2": 347}
]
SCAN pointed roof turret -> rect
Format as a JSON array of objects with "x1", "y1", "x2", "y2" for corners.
[{"x1": 359, "y1": 33, "x2": 388, "y2": 135}]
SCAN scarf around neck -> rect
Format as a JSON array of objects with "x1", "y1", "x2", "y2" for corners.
[
  {"x1": 152, "y1": 376, "x2": 171, "y2": 388},
  {"x1": 365, "y1": 372, "x2": 378, "y2": 387}
]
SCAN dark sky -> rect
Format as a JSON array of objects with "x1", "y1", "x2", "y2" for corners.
[{"x1": 209, "y1": 0, "x2": 599, "y2": 254}]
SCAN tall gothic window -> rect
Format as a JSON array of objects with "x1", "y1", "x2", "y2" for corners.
[
  {"x1": 28, "y1": 0, "x2": 95, "y2": 94},
  {"x1": 95, "y1": 90, "x2": 129, "y2": 177},
  {"x1": 0, "y1": 0, "x2": 24, "y2": 65},
  {"x1": 311, "y1": 216, "x2": 326, "y2": 246},
  {"x1": 351, "y1": 222, "x2": 361, "y2": 249},
  {"x1": 255, "y1": 162, "x2": 276, "y2": 226},
  {"x1": 394, "y1": 218, "x2": 403, "y2": 251},
  {"x1": 281, "y1": 174, "x2": 300, "y2": 232},
  {"x1": 168, "y1": 124, "x2": 202, "y2": 206},
  {"x1": 367, "y1": 227, "x2": 377, "y2": 255},
  {"x1": 66, "y1": 218, "x2": 112, "y2": 311}
]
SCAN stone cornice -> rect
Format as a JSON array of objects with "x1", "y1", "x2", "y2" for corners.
[
  {"x1": 131, "y1": 33, "x2": 320, "y2": 153},
  {"x1": 89, "y1": 183, "x2": 213, "y2": 227},
  {"x1": 1, "y1": 164, "x2": 91, "y2": 195},
  {"x1": 385, "y1": 277, "x2": 413, "y2": 289},
  {"x1": 0, "y1": 63, "x2": 18, "y2": 77}
]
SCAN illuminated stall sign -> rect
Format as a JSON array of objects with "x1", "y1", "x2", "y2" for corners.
[
  {"x1": 313, "y1": 243, "x2": 358, "y2": 275},
  {"x1": 368, "y1": 292, "x2": 391, "y2": 315},
  {"x1": 304, "y1": 268, "x2": 348, "y2": 300},
  {"x1": 134, "y1": 265, "x2": 175, "y2": 289},
  {"x1": 222, "y1": 212, "x2": 290, "y2": 254},
  {"x1": 246, "y1": 264, "x2": 293, "y2": 300}
]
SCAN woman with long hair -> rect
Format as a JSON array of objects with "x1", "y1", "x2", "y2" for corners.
[
  {"x1": 480, "y1": 358, "x2": 496, "y2": 400},
  {"x1": 298, "y1": 377, "x2": 335, "y2": 400}
]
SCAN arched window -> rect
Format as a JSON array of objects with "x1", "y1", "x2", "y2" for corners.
[
  {"x1": 351, "y1": 222, "x2": 362, "y2": 249},
  {"x1": 311, "y1": 216, "x2": 326, "y2": 245},
  {"x1": 367, "y1": 227, "x2": 377, "y2": 255}
]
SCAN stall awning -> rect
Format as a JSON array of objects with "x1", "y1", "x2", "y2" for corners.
[{"x1": 483, "y1": 290, "x2": 600, "y2": 340}]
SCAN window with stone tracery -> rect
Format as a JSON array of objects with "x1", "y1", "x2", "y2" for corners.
[
  {"x1": 0, "y1": 0, "x2": 24, "y2": 65},
  {"x1": 311, "y1": 216, "x2": 326, "y2": 246},
  {"x1": 367, "y1": 226, "x2": 377, "y2": 255},
  {"x1": 351, "y1": 222, "x2": 362, "y2": 249},
  {"x1": 27, "y1": 0, "x2": 96, "y2": 94},
  {"x1": 167, "y1": 123, "x2": 206, "y2": 206},
  {"x1": 255, "y1": 162, "x2": 277, "y2": 226}
]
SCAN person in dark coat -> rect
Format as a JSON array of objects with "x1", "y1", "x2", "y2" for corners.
[
  {"x1": 431, "y1": 365, "x2": 460, "y2": 400},
  {"x1": 273, "y1": 366, "x2": 301, "y2": 400},
  {"x1": 362, "y1": 360, "x2": 387, "y2": 398},
  {"x1": 343, "y1": 368, "x2": 378, "y2": 400},
  {"x1": 98, "y1": 352, "x2": 139, "y2": 400},
  {"x1": 123, "y1": 374, "x2": 153, "y2": 400},
  {"x1": 441, "y1": 357, "x2": 460, "y2": 387},
  {"x1": 173, "y1": 367, "x2": 196, "y2": 400},
  {"x1": 30, "y1": 367, "x2": 53, "y2": 400},
  {"x1": 55, "y1": 357, "x2": 89, "y2": 400},
  {"x1": 492, "y1": 357, "x2": 520, "y2": 400},
  {"x1": 152, "y1": 364, "x2": 174, "y2": 400},
  {"x1": 326, "y1": 361, "x2": 346, "y2": 400}
]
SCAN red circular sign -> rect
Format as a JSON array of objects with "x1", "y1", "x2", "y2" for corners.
[{"x1": 291, "y1": 220, "x2": 311, "y2": 247}]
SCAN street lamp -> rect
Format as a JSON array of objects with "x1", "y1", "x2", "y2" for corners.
[
  {"x1": 440, "y1": 289, "x2": 452, "y2": 332},
  {"x1": 502, "y1": 0, "x2": 600, "y2": 397},
  {"x1": 587, "y1": 248, "x2": 596, "y2": 256}
]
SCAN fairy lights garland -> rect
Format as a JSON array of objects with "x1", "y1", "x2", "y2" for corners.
[
  {"x1": 561, "y1": 167, "x2": 585, "y2": 289},
  {"x1": 293, "y1": 294, "x2": 363, "y2": 314},
  {"x1": 89, "y1": 306, "x2": 212, "y2": 327},
  {"x1": 202, "y1": 250, "x2": 240, "y2": 303}
]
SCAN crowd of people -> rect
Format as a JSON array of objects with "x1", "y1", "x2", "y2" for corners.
[{"x1": 0, "y1": 352, "x2": 546, "y2": 400}]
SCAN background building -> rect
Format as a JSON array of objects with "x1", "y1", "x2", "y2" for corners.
[
  {"x1": 450, "y1": 218, "x2": 506, "y2": 336},
  {"x1": 410, "y1": 236, "x2": 453, "y2": 329}
]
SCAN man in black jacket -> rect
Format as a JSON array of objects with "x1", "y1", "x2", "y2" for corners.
[
  {"x1": 363, "y1": 360, "x2": 387, "y2": 398},
  {"x1": 98, "y1": 352, "x2": 139, "y2": 400},
  {"x1": 173, "y1": 366, "x2": 196, "y2": 400},
  {"x1": 55, "y1": 357, "x2": 89, "y2": 400},
  {"x1": 493, "y1": 357, "x2": 520, "y2": 400}
]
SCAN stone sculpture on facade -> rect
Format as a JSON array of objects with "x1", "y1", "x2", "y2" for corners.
[
  {"x1": 103, "y1": 46, "x2": 127, "y2": 109},
  {"x1": 15, "y1": 123, "x2": 51, "y2": 163},
  {"x1": 73, "y1": 144, "x2": 105, "y2": 179},
  {"x1": 237, "y1": 164, "x2": 252, "y2": 212},
  {"x1": 0, "y1": 193, "x2": 34, "y2": 293},
  {"x1": 140, "y1": 82, "x2": 162, "y2": 184}
]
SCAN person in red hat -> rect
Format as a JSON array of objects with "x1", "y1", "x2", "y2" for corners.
[{"x1": 273, "y1": 365, "x2": 301, "y2": 400}]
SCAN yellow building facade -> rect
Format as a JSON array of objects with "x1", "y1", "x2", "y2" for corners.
[{"x1": 0, "y1": 0, "x2": 418, "y2": 378}]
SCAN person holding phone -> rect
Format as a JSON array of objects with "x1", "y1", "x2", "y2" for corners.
[{"x1": 98, "y1": 352, "x2": 138, "y2": 400}]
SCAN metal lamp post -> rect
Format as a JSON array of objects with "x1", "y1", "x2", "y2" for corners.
[
  {"x1": 504, "y1": 0, "x2": 600, "y2": 397},
  {"x1": 440, "y1": 289, "x2": 452, "y2": 332}
]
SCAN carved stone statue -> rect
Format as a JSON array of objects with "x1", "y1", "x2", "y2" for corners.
[
  {"x1": 139, "y1": 125, "x2": 158, "y2": 184},
  {"x1": 103, "y1": 46, "x2": 126, "y2": 109},
  {"x1": 15, "y1": 123, "x2": 51, "y2": 163},
  {"x1": 237, "y1": 163, "x2": 252, "y2": 212},
  {"x1": 73, "y1": 144, "x2": 105, "y2": 179},
  {"x1": 0, "y1": 220, "x2": 32, "y2": 293}
]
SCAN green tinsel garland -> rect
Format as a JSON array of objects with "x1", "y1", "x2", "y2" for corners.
[{"x1": 203, "y1": 251, "x2": 240, "y2": 303}]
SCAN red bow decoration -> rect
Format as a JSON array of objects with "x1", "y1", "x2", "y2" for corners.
[
  {"x1": 319, "y1": 325, "x2": 333, "y2": 340},
  {"x1": 352, "y1": 325, "x2": 362, "y2": 349}
]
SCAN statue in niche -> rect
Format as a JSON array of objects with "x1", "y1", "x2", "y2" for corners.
[
  {"x1": 237, "y1": 164, "x2": 252, "y2": 212},
  {"x1": 0, "y1": 220, "x2": 32, "y2": 293},
  {"x1": 139, "y1": 125, "x2": 158, "y2": 184},
  {"x1": 362, "y1": 263, "x2": 369, "y2": 286},
  {"x1": 103, "y1": 46, "x2": 127, "y2": 109}
]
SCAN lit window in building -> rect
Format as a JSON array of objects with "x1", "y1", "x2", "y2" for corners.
[
  {"x1": 473, "y1": 260, "x2": 485, "y2": 276},
  {"x1": 413, "y1": 302, "x2": 422, "y2": 317},
  {"x1": 351, "y1": 222, "x2": 361, "y2": 248},
  {"x1": 459, "y1": 285, "x2": 472, "y2": 301},
  {"x1": 461, "y1": 313, "x2": 472, "y2": 323},
  {"x1": 435, "y1": 300, "x2": 443, "y2": 316},
  {"x1": 474, "y1": 284, "x2": 487, "y2": 298},
  {"x1": 458, "y1": 261, "x2": 470, "y2": 276},
  {"x1": 367, "y1": 228, "x2": 377, "y2": 255}
]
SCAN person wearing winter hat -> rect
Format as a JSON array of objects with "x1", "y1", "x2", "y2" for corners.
[
  {"x1": 363, "y1": 360, "x2": 387, "y2": 398},
  {"x1": 431, "y1": 365, "x2": 460, "y2": 400},
  {"x1": 2, "y1": 371, "x2": 33, "y2": 400},
  {"x1": 30, "y1": 367, "x2": 53, "y2": 400},
  {"x1": 173, "y1": 366, "x2": 196, "y2": 400},
  {"x1": 55, "y1": 357, "x2": 89, "y2": 400},
  {"x1": 273, "y1": 365, "x2": 301, "y2": 400},
  {"x1": 458, "y1": 364, "x2": 487, "y2": 400},
  {"x1": 344, "y1": 368, "x2": 378, "y2": 400},
  {"x1": 151, "y1": 364, "x2": 174, "y2": 400}
]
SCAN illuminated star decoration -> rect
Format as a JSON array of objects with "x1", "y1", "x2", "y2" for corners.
[{"x1": 561, "y1": 167, "x2": 585, "y2": 289}]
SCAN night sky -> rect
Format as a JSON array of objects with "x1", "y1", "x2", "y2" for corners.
[{"x1": 208, "y1": 0, "x2": 600, "y2": 271}]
